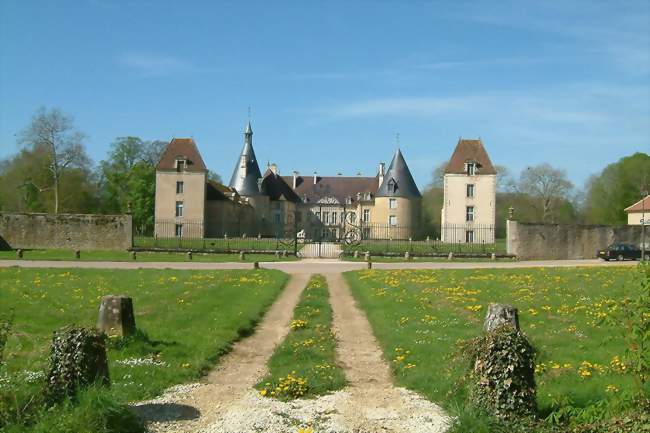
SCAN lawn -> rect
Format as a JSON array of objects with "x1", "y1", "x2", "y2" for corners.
[
  {"x1": 342, "y1": 238, "x2": 507, "y2": 256},
  {"x1": 0, "y1": 267, "x2": 288, "y2": 432},
  {"x1": 0, "y1": 249, "x2": 297, "y2": 262},
  {"x1": 134, "y1": 236, "x2": 296, "y2": 252},
  {"x1": 344, "y1": 266, "x2": 647, "y2": 431},
  {"x1": 256, "y1": 274, "x2": 346, "y2": 400}
]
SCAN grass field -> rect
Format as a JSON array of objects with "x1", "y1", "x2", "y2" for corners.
[
  {"x1": 345, "y1": 266, "x2": 647, "y2": 432},
  {"x1": 0, "y1": 249, "x2": 297, "y2": 262},
  {"x1": 256, "y1": 274, "x2": 346, "y2": 400},
  {"x1": 342, "y1": 238, "x2": 507, "y2": 255},
  {"x1": 134, "y1": 236, "x2": 296, "y2": 252},
  {"x1": 0, "y1": 267, "x2": 288, "y2": 432}
]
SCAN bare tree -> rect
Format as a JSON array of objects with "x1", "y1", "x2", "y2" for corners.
[
  {"x1": 18, "y1": 107, "x2": 89, "y2": 213},
  {"x1": 430, "y1": 161, "x2": 449, "y2": 188},
  {"x1": 519, "y1": 163, "x2": 573, "y2": 223},
  {"x1": 495, "y1": 164, "x2": 517, "y2": 193}
]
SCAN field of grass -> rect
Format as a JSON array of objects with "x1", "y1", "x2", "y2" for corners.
[
  {"x1": 345, "y1": 266, "x2": 647, "y2": 432},
  {"x1": 342, "y1": 238, "x2": 507, "y2": 255},
  {"x1": 0, "y1": 249, "x2": 296, "y2": 262},
  {"x1": 0, "y1": 267, "x2": 288, "y2": 432},
  {"x1": 134, "y1": 236, "x2": 296, "y2": 252},
  {"x1": 256, "y1": 274, "x2": 346, "y2": 400}
]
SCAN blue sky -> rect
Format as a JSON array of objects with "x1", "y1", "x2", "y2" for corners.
[{"x1": 1, "y1": 0, "x2": 648, "y2": 190}]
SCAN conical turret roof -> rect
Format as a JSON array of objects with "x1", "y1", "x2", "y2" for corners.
[
  {"x1": 228, "y1": 123, "x2": 264, "y2": 196},
  {"x1": 376, "y1": 149, "x2": 421, "y2": 198}
]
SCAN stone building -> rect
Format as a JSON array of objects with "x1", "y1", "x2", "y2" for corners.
[
  {"x1": 441, "y1": 138, "x2": 496, "y2": 243},
  {"x1": 154, "y1": 122, "x2": 422, "y2": 240}
]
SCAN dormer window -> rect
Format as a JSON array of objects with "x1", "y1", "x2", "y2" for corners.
[
  {"x1": 176, "y1": 159, "x2": 186, "y2": 172},
  {"x1": 465, "y1": 161, "x2": 477, "y2": 176},
  {"x1": 387, "y1": 178, "x2": 398, "y2": 193},
  {"x1": 364, "y1": 192, "x2": 372, "y2": 201}
]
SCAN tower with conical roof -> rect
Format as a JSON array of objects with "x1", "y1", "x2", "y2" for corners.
[
  {"x1": 374, "y1": 148, "x2": 422, "y2": 238},
  {"x1": 228, "y1": 121, "x2": 270, "y2": 225}
]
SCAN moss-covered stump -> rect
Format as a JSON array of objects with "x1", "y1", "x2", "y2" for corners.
[{"x1": 46, "y1": 326, "x2": 110, "y2": 402}]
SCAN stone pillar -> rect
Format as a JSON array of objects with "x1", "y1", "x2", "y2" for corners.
[
  {"x1": 253, "y1": 261, "x2": 260, "y2": 269},
  {"x1": 131, "y1": 251, "x2": 137, "y2": 260},
  {"x1": 506, "y1": 219, "x2": 518, "y2": 257},
  {"x1": 484, "y1": 303, "x2": 520, "y2": 333},
  {"x1": 187, "y1": 251, "x2": 193, "y2": 260},
  {"x1": 240, "y1": 251, "x2": 246, "y2": 261},
  {"x1": 448, "y1": 252, "x2": 453, "y2": 260},
  {"x1": 491, "y1": 253, "x2": 496, "y2": 261},
  {"x1": 75, "y1": 250, "x2": 81, "y2": 259},
  {"x1": 367, "y1": 261, "x2": 372, "y2": 269},
  {"x1": 97, "y1": 296, "x2": 136, "y2": 337},
  {"x1": 364, "y1": 251, "x2": 371, "y2": 262},
  {"x1": 16, "y1": 249, "x2": 23, "y2": 258},
  {"x1": 404, "y1": 251, "x2": 410, "y2": 260}
]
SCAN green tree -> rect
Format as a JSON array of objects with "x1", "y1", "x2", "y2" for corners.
[
  {"x1": 17, "y1": 107, "x2": 90, "y2": 213},
  {"x1": 582, "y1": 152, "x2": 650, "y2": 225}
]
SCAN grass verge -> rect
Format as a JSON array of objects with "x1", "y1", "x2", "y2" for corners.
[
  {"x1": 344, "y1": 266, "x2": 648, "y2": 432},
  {"x1": 0, "y1": 249, "x2": 296, "y2": 262},
  {"x1": 256, "y1": 274, "x2": 346, "y2": 400},
  {"x1": 0, "y1": 267, "x2": 288, "y2": 432}
]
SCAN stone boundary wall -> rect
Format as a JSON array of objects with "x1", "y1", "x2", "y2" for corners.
[
  {"x1": 506, "y1": 220, "x2": 643, "y2": 260},
  {"x1": 0, "y1": 213, "x2": 132, "y2": 251}
]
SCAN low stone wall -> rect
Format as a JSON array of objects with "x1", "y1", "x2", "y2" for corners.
[
  {"x1": 0, "y1": 213, "x2": 132, "y2": 251},
  {"x1": 507, "y1": 220, "x2": 643, "y2": 260}
]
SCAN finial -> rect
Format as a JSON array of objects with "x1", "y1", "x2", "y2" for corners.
[
  {"x1": 396, "y1": 132, "x2": 400, "y2": 149},
  {"x1": 247, "y1": 105, "x2": 251, "y2": 120}
]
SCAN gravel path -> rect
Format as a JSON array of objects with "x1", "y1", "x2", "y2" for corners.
[{"x1": 132, "y1": 271, "x2": 449, "y2": 433}]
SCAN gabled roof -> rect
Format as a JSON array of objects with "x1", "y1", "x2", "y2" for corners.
[
  {"x1": 625, "y1": 196, "x2": 650, "y2": 213},
  {"x1": 262, "y1": 170, "x2": 301, "y2": 202},
  {"x1": 376, "y1": 149, "x2": 421, "y2": 198},
  {"x1": 282, "y1": 175, "x2": 378, "y2": 204},
  {"x1": 444, "y1": 138, "x2": 496, "y2": 175},
  {"x1": 228, "y1": 123, "x2": 264, "y2": 196},
  {"x1": 156, "y1": 138, "x2": 207, "y2": 172}
]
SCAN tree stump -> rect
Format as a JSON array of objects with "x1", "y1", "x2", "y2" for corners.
[
  {"x1": 97, "y1": 295, "x2": 136, "y2": 337},
  {"x1": 484, "y1": 303, "x2": 520, "y2": 333},
  {"x1": 46, "y1": 326, "x2": 109, "y2": 401},
  {"x1": 16, "y1": 249, "x2": 23, "y2": 259}
]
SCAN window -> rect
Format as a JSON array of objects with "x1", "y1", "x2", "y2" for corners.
[
  {"x1": 465, "y1": 230, "x2": 474, "y2": 243},
  {"x1": 466, "y1": 206, "x2": 474, "y2": 222},
  {"x1": 273, "y1": 213, "x2": 281, "y2": 224},
  {"x1": 363, "y1": 209, "x2": 370, "y2": 222},
  {"x1": 466, "y1": 162, "x2": 476, "y2": 175},
  {"x1": 175, "y1": 224, "x2": 183, "y2": 237},
  {"x1": 175, "y1": 201, "x2": 184, "y2": 217},
  {"x1": 176, "y1": 181, "x2": 184, "y2": 194},
  {"x1": 387, "y1": 178, "x2": 397, "y2": 193},
  {"x1": 331, "y1": 212, "x2": 337, "y2": 224},
  {"x1": 315, "y1": 211, "x2": 321, "y2": 220},
  {"x1": 323, "y1": 212, "x2": 329, "y2": 224},
  {"x1": 466, "y1": 184, "x2": 475, "y2": 198},
  {"x1": 389, "y1": 198, "x2": 397, "y2": 209},
  {"x1": 389, "y1": 215, "x2": 397, "y2": 226},
  {"x1": 176, "y1": 160, "x2": 185, "y2": 172}
]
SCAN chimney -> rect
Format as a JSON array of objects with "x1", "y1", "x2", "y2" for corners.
[
  {"x1": 292, "y1": 171, "x2": 298, "y2": 189},
  {"x1": 378, "y1": 162, "x2": 385, "y2": 187},
  {"x1": 313, "y1": 171, "x2": 317, "y2": 185},
  {"x1": 270, "y1": 163, "x2": 278, "y2": 175}
]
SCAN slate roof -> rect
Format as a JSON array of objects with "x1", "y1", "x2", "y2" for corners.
[
  {"x1": 156, "y1": 138, "x2": 207, "y2": 172},
  {"x1": 625, "y1": 196, "x2": 650, "y2": 213},
  {"x1": 282, "y1": 175, "x2": 379, "y2": 204},
  {"x1": 376, "y1": 149, "x2": 421, "y2": 198},
  {"x1": 262, "y1": 170, "x2": 301, "y2": 202},
  {"x1": 228, "y1": 122, "x2": 264, "y2": 196},
  {"x1": 444, "y1": 138, "x2": 497, "y2": 175}
]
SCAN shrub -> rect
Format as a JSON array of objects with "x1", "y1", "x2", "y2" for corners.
[
  {"x1": 463, "y1": 325, "x2": 537, "y2": 419},
  {"x1": 45, "y1": 326, "x2": 110, "y2": 403},
  {"x1": 0, "y1": 309, "x2": 14, "y2": 365}
]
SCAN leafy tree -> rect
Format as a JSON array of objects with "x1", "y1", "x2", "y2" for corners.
[
  {"x1": 519, "y1": 163, "x2": 574, "y2": 223},
  {"x1": 17, "y1": 107, "x2": 90, "y2": 213},
  {"x1": 582, "y1": 152, "x2": 650, "y2": 224},
  {"x1": 207, "y1": 170, "x2": 223, "y2": 184}
]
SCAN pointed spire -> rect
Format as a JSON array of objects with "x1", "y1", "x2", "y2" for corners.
[
  {"x1": 376, "y1": 147, "x2": 421, "y2": 198},
  {"x1": 229, "y1": 120, "x2": 264, "y2": 196}
]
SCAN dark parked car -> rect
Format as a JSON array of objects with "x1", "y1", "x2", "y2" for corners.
[{"x1": 597, "y1": 243, "x2": 648, "y2": 261}]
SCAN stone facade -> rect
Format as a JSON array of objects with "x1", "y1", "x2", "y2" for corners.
[
  {"x1": 506, "y1": 220, "x2": 643, "y2": 260},
  {"x1": 0, "y1": 213, "x2": 132, "y2": 250}
]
